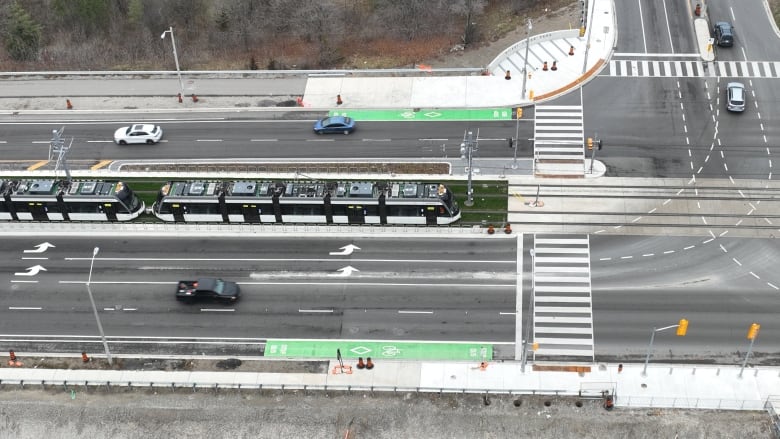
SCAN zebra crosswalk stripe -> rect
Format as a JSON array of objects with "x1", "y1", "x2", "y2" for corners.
[{"x1": 608, "y1": 59, "x2": 780, "y2": 78}]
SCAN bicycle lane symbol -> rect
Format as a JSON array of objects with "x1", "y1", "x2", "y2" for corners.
[{"x1": 381, "y1": 346, "x2": 402, "y2": 358}]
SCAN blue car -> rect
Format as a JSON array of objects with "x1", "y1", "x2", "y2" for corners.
[{"x1": 313, "y1": 116, "x2": 356, "y2": 135}]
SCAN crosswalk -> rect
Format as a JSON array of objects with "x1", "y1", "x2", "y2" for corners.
[
  {"x1": 533, "y1": 105, "x2": 585, "y2": 177},
  {"x1": 607, "y1": 58, "x2": 780, "y2": 78},
  {"x1": 531, "y1": 234, "x2": 595, "y2": 362}
]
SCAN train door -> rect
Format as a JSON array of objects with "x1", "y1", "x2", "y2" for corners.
[
  {"x1": 171, "y1": 203, "x2": 185, "y2": 222},
  {"x1": 28, "y1": 202, "x2": 48, "y2": 221},
  {"x1": 241, "y1": 204, "x2": 260, "y2": 223},
  {"x1": 347, "y1": 205, "x2": 365, "y2": 224},
  {"x1": 272, "y1": 194, "x2": 283, "y2": 223},
  {"x1": 102, "y1": 202, "x2": 118, "y2": 222},
  {"x1": 324, "y1": 193, "x2": 333, "y2": 224},
  {"x1": 424, "y1": 206, "x2": 437, "y2": 225},
  {"x1": 378, "y1": 194, "x2": 388, "y2": 225}
]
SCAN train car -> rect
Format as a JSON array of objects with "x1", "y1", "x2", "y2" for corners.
[
  {"x1": 0, "y1": 179, "x2": 145, "y2": 222},
  {"x1": 152, "y1": 180, "x2": 461, "y2": 225}
]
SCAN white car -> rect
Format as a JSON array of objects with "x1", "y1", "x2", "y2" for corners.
[{"x1": 114, "y1": 124, "x2": 163, "y2": 145}]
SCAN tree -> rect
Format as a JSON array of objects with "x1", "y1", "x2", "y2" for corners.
[{"x1": 4, "y1": 2, "x2": 42, "y2": 62}]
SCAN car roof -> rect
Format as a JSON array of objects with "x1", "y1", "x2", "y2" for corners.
[
  {"x1": 131, "y1": 124, "x2": 156, "y2": 131},
  {"x1": 727, "y1": 82, "x2": 744, "y2": 88},
  {"x1": 716, "y1": 22, "x2": 733, "y2": 31},
  {"x1": 327, "y1": 116, "x2": 348, "y2": 123}
]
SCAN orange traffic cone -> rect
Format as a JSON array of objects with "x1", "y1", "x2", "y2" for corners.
[
  {"x1": 356, "y1": 357, "x2": 365, "y2": 369},
  {"x1": 337, "y1": 94, "x2": 343, "y2": 105},
  {"x1": 177, "y1": 93, "x2": 183, "y2": 103},
  {"x1": 191, "y1": 94, "x2": 199, "y2": 103},
  {"x1": 505, "y1": 70, "x2": 511, "y2": 80},
  {"x1": 66, "y1": 99, "x2": 73, "y2": 110},
  {"x1": 551, "y1": 61, "x2": 557, "y2": 71},
  {"x1": 504, "y1": 224, "x2": 512, "y2": 234},
  {"x1": 569, "y1": 46, "x2": 575, "y2": 56},
  {"x1": 487, "y1": 225, "x2": 495, "y2": 235},
  {"x1": 365, "y1": 357, "x2": 374, "y2": 370},
  {"x1": 542, "y1": 61, "x2": 548, "y2": 71},
  {"x1": 82, "y1": 352, "x2": 90, "y2": 363},
  {"x1": 694, "y1": 3, "x2": 701, "y2": 16}
]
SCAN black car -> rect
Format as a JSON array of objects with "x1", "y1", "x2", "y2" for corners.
[
  {"x1": 176, "y1": 278, "x2": 240, "y2": 302},
  {"x1": 714, "y1": 22, "x2": 734, "y2": 47}
]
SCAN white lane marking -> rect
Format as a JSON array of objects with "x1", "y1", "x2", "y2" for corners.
[
  {"x1": 86, "y1": 140, "x2": 114, "y2": 143},
  {"x1": 10, "y1": 280, "x2": 38, "y2": 283},
  {"x1": 250, "y1": 139, "x2": 278, "y2": 142},
  {"x1": 195, "y1": 139, "x2": 223, "y2": 142},
  {"x1": 201, "y1": 309, "x2": 235, "y2": 312},
  {"x1": 307, "y1": 139, "x2": 335, "y2": 142},
  {"x1": 21, "y1": 257, "x2": 48, "y2": 260},
  {"x1": 499, "y1": 312, "x2": 516, "y2": 316},
  {"x1": 9, "y1": 307, "x2": 42, "y2": 310},
  {"x1": 61, "y1": 281, "x2": 514, "y2": 288},
  {"x1": 398, "y1": 310, "x2": 433, "y2": 314},
  {"x1": 362, "y1": 139, "x2": 391, "y2": 142},
  {"x1": 299, "y1": 309, "x2": 334, "y2": 313},
  {"x1": 65, "y1": 257, "x2": 514, "y2": 264}
]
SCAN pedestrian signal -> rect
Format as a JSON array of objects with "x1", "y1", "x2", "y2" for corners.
[
  {"x1": 676, "y1": 319, "x2": 689, "y2": 336},
  {"x1": 587, "y1": 137, "x2": 593, "y2": 150}
]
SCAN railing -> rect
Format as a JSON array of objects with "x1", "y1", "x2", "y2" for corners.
[
  {"x1": 619, "y1": 395, "x2": 767, "y2": 411},
  {"x1": 0, "y1": 222, "x2": 492, "y2": 236},
  {"x1": 487, "y1": 30, "x2": 581, "y2": 72}
]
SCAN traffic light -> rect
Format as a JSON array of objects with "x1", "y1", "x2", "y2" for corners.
[
  {"x1": 747, "y1": 323, "x2": 760, "y2": 340},
  {"x1": 517, "y1": 108, "x2": 523, "y2": 119},
  {"x1": 597, "y1": 139, "x2": 603, "y2": 150},
  {"x1": 676, "y1": 318, "x2": 689, "y2": 336},
  {"x1": 508, "y1": 138, "x2": 514, "y2": 148},
  {"x1": 587, "y1": 137, "x2": 593, "y2": 150}
]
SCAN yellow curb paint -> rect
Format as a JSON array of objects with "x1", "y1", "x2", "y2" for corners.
[
  {"x1": 90, "y1": 160, "x2": 112, "y2": 170},
  {"x1": 27, "y1": 160, "x2": 50, "y2": 171}
]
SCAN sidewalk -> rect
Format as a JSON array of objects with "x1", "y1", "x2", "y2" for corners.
[{"x1": 0, "y1": 358, "x2": 776, "y2": 411}]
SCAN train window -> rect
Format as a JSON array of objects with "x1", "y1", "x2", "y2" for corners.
[
  {"x1": 387, "y1": 205, "x2": 423, "y2": 217},
  {"x1": 331, "y1": 204, "x2": 347, "y2": 216},
  {"x1": 185, "y1": 203, "x2": 219, "y2": 214},
  {"x1": 363, "y1": 205, "x2": 379, "y2": 216},
  {"x1": 12, "y1": 201, "x2": 30, "y2": 213},
  {"x1": 157, "y1": 202, "x2": 172, "y2": 214},
  {"x1": 281, "y1": 204, "x2": 325, "y2": 215},
  {"x1": 0, "y1": 202, "x2": 9, "y2": 212}
]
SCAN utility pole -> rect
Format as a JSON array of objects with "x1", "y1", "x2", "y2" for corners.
[{"x1": 460, "y1": 130, "x2": 479, "y2": 207}]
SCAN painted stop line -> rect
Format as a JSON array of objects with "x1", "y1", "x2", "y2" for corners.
[{"x1": 265, "y1": 340, "x2": 492, "y2": 361}]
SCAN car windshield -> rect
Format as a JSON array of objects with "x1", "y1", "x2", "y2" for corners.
[
  {"x1": 214, "y1": 279, "x2": 224, "y2": 294},
  {"x1": 321, "y1": 117, "x2": 334, "y2": 126}
]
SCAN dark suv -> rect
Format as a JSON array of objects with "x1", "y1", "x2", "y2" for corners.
[{"x1": 714, "y1": 22, "x2": 734, "y2": 47}]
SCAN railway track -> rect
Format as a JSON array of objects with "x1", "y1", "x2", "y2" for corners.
[{"x1": 507, "y1": 179, "x2": 780, "y2": 237}]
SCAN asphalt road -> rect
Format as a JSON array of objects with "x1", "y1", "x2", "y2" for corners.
[
  {"x1": 1, "y1": 236, "x2": 518, "y2": 350},
  {"x1": 2, "y1": 234, "x2": 779, "y2": 364}
]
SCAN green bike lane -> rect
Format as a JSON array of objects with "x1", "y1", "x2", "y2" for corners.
[
  {"x1": 329, "y1": 108, "x2": 516, "y2": 121},
  {"x1": 265, "y1": 340, "x2": 492, "y2": 361}
]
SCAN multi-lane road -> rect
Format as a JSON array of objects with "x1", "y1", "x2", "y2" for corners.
[{"x1": 2, "y1": 234, "x2": 778, "y2": 363}]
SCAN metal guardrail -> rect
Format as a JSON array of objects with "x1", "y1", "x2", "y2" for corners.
[
  {"x1": 620, "y1": 395, "x2": 768, "y2": 411},
  {"x1": 0, "y1": 68, "x2": 485, "y2": 79}
]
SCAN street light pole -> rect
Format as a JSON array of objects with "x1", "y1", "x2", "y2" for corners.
[
  {"x1": 521, "y1": 19, "x2": 532, "y2": 100},
  {"x1": 161, "y1": 27, "x2": 184, "y2": 96},
  {"x1": 87, "y1": 247, "x2": 112, "y2": 365}
]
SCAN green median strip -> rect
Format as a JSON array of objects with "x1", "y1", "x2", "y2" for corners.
[
  {"x1": 265, "y1": 340, "x2": 492, "y2": 361},
  {"x1": 330, "y1": 108, "x2": 514, "y2": 121}
]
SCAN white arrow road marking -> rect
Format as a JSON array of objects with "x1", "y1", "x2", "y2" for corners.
[
  {"x1": 328, "y1": 266, "x2": 360, "y2": 277},
  {"x1": 23, "y1": 242, "x2": 55, "y2": 253},
  {"x1": 14, "y1": 265, "x2": 47, "y2": 276},
  {"x1": 329, "y1": 244, "x2": 361, "y2": 256}
]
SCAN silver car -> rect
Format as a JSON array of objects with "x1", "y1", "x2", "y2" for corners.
[{"x1": 726, "y1": 82, "x2": 745, "y2": 112}]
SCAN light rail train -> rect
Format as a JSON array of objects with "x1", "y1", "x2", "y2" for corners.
[
  {"x1": 0, "y1": 178, "x2": 144, "y2": 221},
  {"x1": 152, "y1": 180, "x2": 461, "y2": 225}
]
